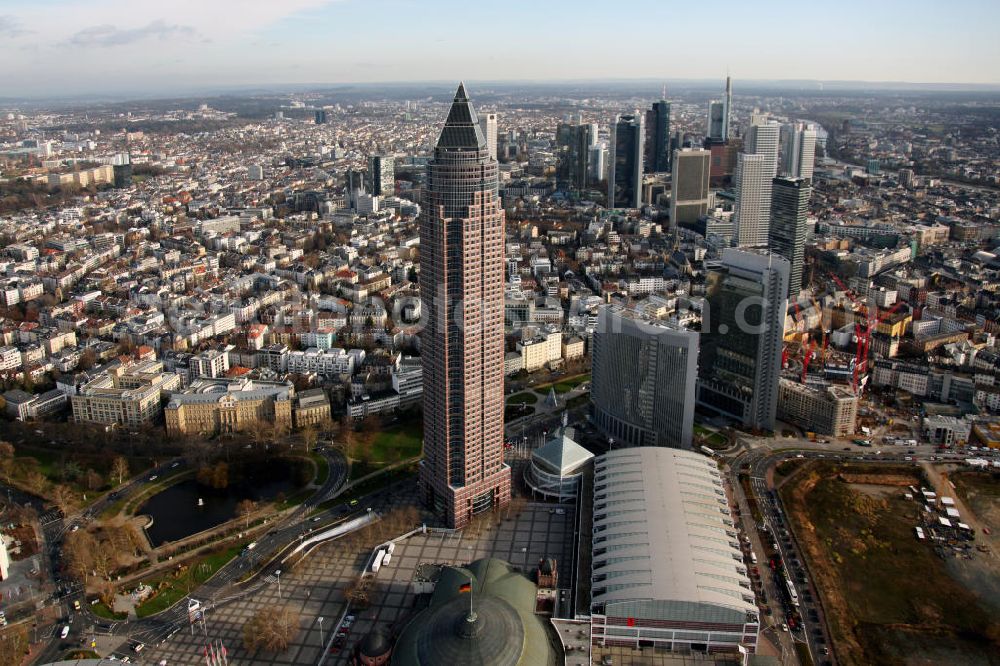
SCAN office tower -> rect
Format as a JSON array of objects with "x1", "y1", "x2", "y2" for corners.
[
  {"x1": 345, "y1": 168, "x2": 364, "y2": 209},
  {"x1": 479, "y1": 112, "x2": 498, "y2": 160},
  {"x1": 367, "y1": 154, "x2": 395, "y2": 197},
  {"x1": 898, "y1": 168, "x2": 915, "y2": 188},
  {"x1": 723, "y1": 75, "x2": 733, "y2": 140},
  {"x1": 419, "y1": 83, "x2": 510, "y2": 528},
  {"x1": 644, "y1": 100, "x2": 671, "y2": 173},
  {"x1": 591, "y1": 306, "x2": 699, "y2": 449},
  {"x1": 780, "y1": 123, "x2": 817, "y2": 180},
  {"x1": 556, "y1": 122, "x2": 595, "y2": 191},
  {"x1": 315, "y1": 109, "x2": 327, "y2": 124},
  {"x1": 248, "y1": 164, "x2": 264, "y2": 180},
  {"x1": 735, "y1": 120, "x2": 781, "y2": 247},
  {"x1": 733, "y1": 153, "x2": 769, "y2": 246},
  {"x1": 769, "y1": 176, "x2": 812, "y2": 297},
  {"x1": 745, "y1": 120, "x2": 780, "y2": 177},
  {"x1": 670, "y1": 148, "x2": 711, "y2": 226},
  {"x1": 112, "y1": 153, "x2": 132, "y2": 188},
  {"x1": 589, "y1": 144, "x2": 606, "y2": 183},
  {"x1": 697, "y1": 248, "x2": 789, "y2": 431},
  {"x1": 707, "y1": 101, "x2": 725, "y2": 140},
  {"x1": 706, "y1": 76, "x2": 733, "y2": 141},
  {"x1": 609, "y1": 114, "x2": 644, "y2": 208}
]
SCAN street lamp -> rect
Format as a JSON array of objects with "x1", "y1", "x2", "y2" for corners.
[
  {"x1": 317, "y1": 617, "x2": 324, "y2": 647},
  {"x1": 275, "y1": 570, "x2": 281, "y2": 599}
]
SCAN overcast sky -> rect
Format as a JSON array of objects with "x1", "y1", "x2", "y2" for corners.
[{"x1": 2, "y1": 0, "x2": 999, "y2": 97}]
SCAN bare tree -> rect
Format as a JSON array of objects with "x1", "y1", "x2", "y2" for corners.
[
  {"x1": 300, "y1": 424, "x2": 318, "y2": 452},
  {"x1": 243, "y1": 605, "x2": 300, "y2": 653},
  {"x1": 64, "y1": 530, "x2": 96, "y2": 584},
  {"x1": 110, "y1": 456, "x2": 129, "y2": 486},
  {"x1": 50, "y1": 484, "x2": 77, "y2": 514},
  {"x1": 236, "y1": 499, "x2": 257, "y2": 530},
  {"x1": 0, "y1": 441, "x2": 15, "y2": 484},
  {"x1": 24, "y1": 470, "x2": 48, "y2": 495}
]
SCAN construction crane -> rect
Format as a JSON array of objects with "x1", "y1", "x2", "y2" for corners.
[
  {"x1": 826, "y1": 272, "x2": 907, "y2": 393},
  {"x1": 802, "y1": 340, "x2": 817, "y2": 383}
]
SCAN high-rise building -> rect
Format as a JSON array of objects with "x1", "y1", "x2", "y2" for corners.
[
  {"x1": 112, "y1": 153, "x2": 132, "y2": 188},
  {"x1": 735, "y1": 119, "x2": 781, "y2": 247},
  {"x1": 479, "y1": 112, "x2": 498, "y2": 161},
  {"x1": 591, "y1": 306, "x2": 699, "y2": 449},
  {"x1": 589, "y1": 144, "x2": 606, "y2": 183},
  {"x1": 419, "y1": 84, "x2": 510, "y2": 528},
  {"x1": 723, "y1": 75, "x2": 733, "y2": 140},
  {"x1": 769, "y1": 176, "x2": 812, "y2": 297},
  {"x1": 780, "y1": 122, "x2": 817, "y2": 180},
  {"x1": 644, "y1": 100, "x2": 671, "y2": 173},
  {"x1": 706, "y1": 76, "x2": 733, "y2": 141},
  {"x1": 733, "y1": 153, "x2": 769, "y2": 246},
  {"x1": 315, "y1": 109, "x2": 327, "y2": 124},
  {"x1": 556, "y1": 122, "x2": 595, "y2": 191},
  {"x1": 707, "y1": 101, "x2": 726, "y2": 141},
  {"x1": 367, "y1": 155, "x2": 395, "y2": 197},
  {"x1": 670, "y1": 148, "x2": 711, "y2": 226},
  {"x1": 745, "y1": 120, "x2": 780, "y2": 177},
  {"x1": 609, "y1": 113, "x2": 644, "y2": 208},
  {"x1": 345, "y1": 168, "x2": 364, "y2": 209},
  {"x1": 697, "y1": 249, "x2": 789, "y2": 431},
  {"x1": 898, "y1": 168, "x2": 915, "y2": 188}
]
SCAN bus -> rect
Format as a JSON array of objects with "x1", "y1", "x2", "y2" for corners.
[
  {"x1": 700, "y1": 445, "x2": 715, "y2": 457},
  {"x1": 785, "y1": 578, "x2": 799, "y2": 607}
]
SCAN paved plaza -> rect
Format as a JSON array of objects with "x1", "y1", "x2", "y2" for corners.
[{"x1": 130, "y1": 502, "x2": 576, "y2": 665}]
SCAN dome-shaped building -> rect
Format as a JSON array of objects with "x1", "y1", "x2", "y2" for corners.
[
  {"x1": 355, "y1": 626, "x2": 392, "y2": 665},
  {"x1": 392, "y1": 558, "x2": 559, "y2": 666}
]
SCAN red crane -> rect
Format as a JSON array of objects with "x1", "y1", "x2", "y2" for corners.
[
  {"x1": 802, "y1": 340, "x2": 817, "y2": 383},
  {"x1": 827, "y1": 272, "x2": 905, "y2": 393}
]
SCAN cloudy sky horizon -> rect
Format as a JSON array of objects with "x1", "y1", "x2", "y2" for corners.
[{"x1": 2, "y1": 0, "x2": 998, "y2": 97}]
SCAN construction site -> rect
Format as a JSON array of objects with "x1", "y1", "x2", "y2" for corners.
[{"x1": 780, "y1": 460, "x2": 1000, "y2": 666}]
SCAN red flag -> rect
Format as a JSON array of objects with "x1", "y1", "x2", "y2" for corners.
[
  {"x1": 626, "y1": 617, "x2": 635, "y2": 627},
  {"x1": 458, "y1": 582, "x2": 472, "y2": 593}
]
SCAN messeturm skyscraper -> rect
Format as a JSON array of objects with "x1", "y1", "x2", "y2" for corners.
[{"x1": 419, "y1": 83, "x2": 510, "y2": 528}]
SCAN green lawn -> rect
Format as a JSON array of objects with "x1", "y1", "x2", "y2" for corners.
[
  {"x1": 134, "y1": 546, "x2": 241, "y2": 618},
  {"x1": 538, "y1": 373, "x2": 590, "y2": 394},
  {"x1": 369, "y1": 421, "x2": 423, "y2": 464},
  {"x1": 507, "y1": 392, "x2": 538, "y2": 405},
  {"x1": 310, "y1": 452, "x2": 330, "y2": 486},
  {"x1": 90, "y1": 601, "x2": 127, "y2": 621},
  {"x1": 693, "y1": 424, "x2": 728, "y2": 448}
]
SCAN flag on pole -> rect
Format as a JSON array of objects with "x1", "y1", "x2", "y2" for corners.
[{"x1": 458, "y1": 582, "x2": 472, "y2": 593}]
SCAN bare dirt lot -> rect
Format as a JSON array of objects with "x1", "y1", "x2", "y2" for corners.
[{"x1": 781, "y1": 462, "x2": 1000, "y2": 666}]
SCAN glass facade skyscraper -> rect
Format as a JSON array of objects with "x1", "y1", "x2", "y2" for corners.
[
  {"x1": 697, "y1": 249, "x2": 789, "y2": 431},
  {"x1": 644, "y1": 100, "x2": 671, "y2": 173},
  {"x1": 769, "y1": 176, "x2": 812, "y2": 297},
  {"x1": 609, "y1": 114, "x2": 644, "y2": 209},
  {"x1": 591, "y1": 306, "x2": 699, "y2": 449},
  {"x1": 556, "y1": 121, "x2": 595, "y2": 192}
]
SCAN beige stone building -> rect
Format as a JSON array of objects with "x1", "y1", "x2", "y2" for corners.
[
  {"x1": 294, "y1": 388, "x2": 332, "y2": 428},
  {"x1": 71, "y1": 365, "x2": 181, "y2": 427},
  {"x1": 777, "y1": 379, "x2": 857, "y2": 437},
  {"x1": 164, "y1": 377, "x2": 295, "y2": 437}
]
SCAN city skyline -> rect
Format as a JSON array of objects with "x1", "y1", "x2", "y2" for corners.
[{"x1": 1, "y1": 0, "x2": 999, "y2": 97}]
